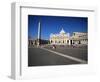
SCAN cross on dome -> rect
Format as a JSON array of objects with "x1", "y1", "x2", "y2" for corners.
[{"x1": 60, "y1": 28, "x2": 66, "y2": 34}]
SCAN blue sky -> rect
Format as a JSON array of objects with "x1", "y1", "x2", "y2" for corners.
[{"x1": 28, "y1": 15, "x2": 88, "y2": 40}]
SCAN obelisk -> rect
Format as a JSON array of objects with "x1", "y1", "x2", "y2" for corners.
[{"x1": 37, "y1": 21, "x2": 41, "y2": 46}]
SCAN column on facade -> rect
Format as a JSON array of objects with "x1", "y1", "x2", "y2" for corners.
[{"x1": 68, "y1": 40, "x2": 70, "y2": 45}]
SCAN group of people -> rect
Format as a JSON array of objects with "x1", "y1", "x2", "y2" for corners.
[{"x1": 51, "y1": 44, "x2": 77, "y2": 49}]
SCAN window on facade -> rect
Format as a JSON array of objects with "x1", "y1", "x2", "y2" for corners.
[{"x1": 63, "y1": 40, "x2": 64, "y2": 43}]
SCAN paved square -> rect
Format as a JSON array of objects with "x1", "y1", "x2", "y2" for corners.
[
  {"x1": 44, "y1": 45, "x2": 88, "y2": 61},
  {"x1": 28, "y1": 45, "x2": 87, "y2": 66}
]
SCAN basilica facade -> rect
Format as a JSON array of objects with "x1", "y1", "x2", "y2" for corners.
[
  {"x1": 50, "y1": 28, "x2": 70, "y2": 45},
  {"x1": 50, "y1": 28, "x2": 88, "y2": 45}
]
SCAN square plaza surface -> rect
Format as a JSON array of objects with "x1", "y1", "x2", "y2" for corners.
[{"x1": 28, "y1": 45, "x2": 87, "y2": 66}]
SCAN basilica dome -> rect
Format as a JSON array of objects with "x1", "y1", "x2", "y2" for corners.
[{"x1": 60, "y1": 28, "x2": 66, "y2": 34}]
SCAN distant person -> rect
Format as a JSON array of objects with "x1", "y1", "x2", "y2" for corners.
[
  {"x1": 52, "y1": 45, "x2": 56, "y2": 49},
  {"x1": 72, "y1": 43, "x2": 76, "y2": 48}
]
